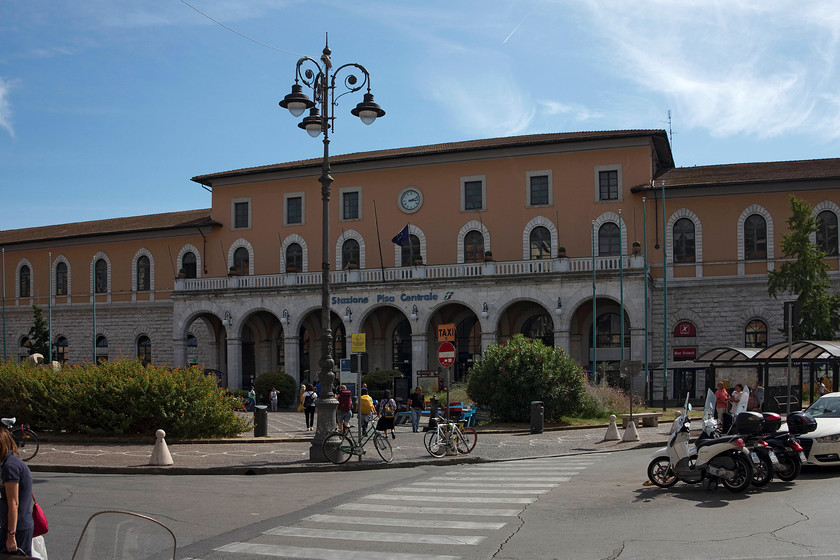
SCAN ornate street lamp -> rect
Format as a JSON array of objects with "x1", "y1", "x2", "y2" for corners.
[{"x1": 279, "y1": 37, "x2": 384, "y2": 461}]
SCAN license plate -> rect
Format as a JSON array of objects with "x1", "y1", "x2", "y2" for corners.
[
  {"x1": 750, "y1": 451, "x2": 760, "y2": 465},
  {"x1": 768, "y1": 451, "x2": 779, "y2": 465},
  {"x1": 799, "y1": 451, "x2": 807, "y2": 463}
]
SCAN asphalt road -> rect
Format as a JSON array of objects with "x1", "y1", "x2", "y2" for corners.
[{"x1": 35, "y1": 448, "x2": 840, "y2": 560}]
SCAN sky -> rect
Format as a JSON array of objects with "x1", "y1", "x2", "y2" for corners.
[{"x1": 2, "y1": 0, "x2": 840, "y2": 231}]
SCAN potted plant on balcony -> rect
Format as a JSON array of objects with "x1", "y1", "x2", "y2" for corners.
[
  {"x1": 630, "y1": 241, "x2": 644, "y2": 268},
  {"x1": 284, "y1": 264, "x2": 299, "y2": 286},
  {"x1": 555, "y1": 246, "x2": 570, "y2": 272},
  {"x1": 632, "y1": 241, "x2": 641, "y2": 254},
  {"x1": 482, "y1": 250, "x2": 496, "y2": 275},
  {"x1": 227, "y1": 266, "x2": 240, "y2": 288},
  {"x1": 346, "y1": 259, "x2": 360, "y2": 282},
  {"x1": 412, "y1": 255, "x2": 426, "y2": 278}
]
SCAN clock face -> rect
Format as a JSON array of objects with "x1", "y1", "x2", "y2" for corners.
[{"x1": 399, "y1": 188, "x2": 422, "y2": 213}]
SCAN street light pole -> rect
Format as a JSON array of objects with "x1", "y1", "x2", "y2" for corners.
[{"x1": 279, "y1": 37, "x2": 384, "y2": 462}]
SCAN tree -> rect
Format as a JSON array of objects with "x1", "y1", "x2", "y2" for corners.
[
  {"x1": 27, "y1": 305, "x2": 50, "y2": 358},
  {"x1": 768, "y1": 195, "x2": 840, "y2": 339},
  {"x1": 467, "y1": 334, "x2": 587, "y2": 422}
]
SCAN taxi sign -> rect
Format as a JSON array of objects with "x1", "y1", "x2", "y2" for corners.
[
  {"x1": 438, "y1": 342, "x2": 456, "y2": 368},
  {"x1": 437, "y1": 323, "x2": 455, "y2": 342}
]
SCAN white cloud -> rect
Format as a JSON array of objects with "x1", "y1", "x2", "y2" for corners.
[
  {"x1": 539, "y1": 101, "x2": 602, "y2": 123},
  {"x1": 0, "y1": 77, "x2": 14, "y2": 139},
  {"x1": 576, "y1": 0, "x2": 840, "y2": 141}
]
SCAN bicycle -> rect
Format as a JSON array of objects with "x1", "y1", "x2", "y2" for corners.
[
  {"x1": 322, "y1": 419, "x2": 393, "y2": 464},
  {"x1": 1, "y1": 417, "x2": 39, "y2": 461},
  {"x1": 424, "y1": 416, "x2": 477, "y2": 457}
]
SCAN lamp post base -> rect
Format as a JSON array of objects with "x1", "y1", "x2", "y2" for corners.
[{"x1": 308, "y1": 398, "x2": 338, "y2": 462}]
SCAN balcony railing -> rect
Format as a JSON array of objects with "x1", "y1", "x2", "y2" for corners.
[{"x1": 173, "y1": 255, "x2": 644, "y2": 292}]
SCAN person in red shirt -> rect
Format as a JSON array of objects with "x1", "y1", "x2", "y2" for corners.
[{"x1": 714, "y1": 381, "x2": 729, "y2": 421}]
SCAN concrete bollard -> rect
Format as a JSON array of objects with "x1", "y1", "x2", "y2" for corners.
[
  {"x1": 149, "y1": 429, "x2": 174, "y2": 466},
  {"x1": 603, "y1": 414, "x2": 620, "y2": 441},
  {"x1": 622, "y1": 420, "x2": 640, "y2": 442}
]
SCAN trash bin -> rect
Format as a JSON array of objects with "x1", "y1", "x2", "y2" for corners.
[
  {"x1": 530, "y1": 401, "x2": 544, "y2": 434},
  {"x1": 254, "y1": 405, "x2": 268, "y2": 437}
]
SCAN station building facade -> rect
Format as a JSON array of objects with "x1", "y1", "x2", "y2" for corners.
[{"x1": 2, "y1": 130, "x2": 839, "y2": 404}]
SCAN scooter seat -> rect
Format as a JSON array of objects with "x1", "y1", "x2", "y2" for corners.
[{"x1": 696, "y1": 434, "x2": 740, "y2": 448}]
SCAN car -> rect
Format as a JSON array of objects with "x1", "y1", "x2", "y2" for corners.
[{"x1": 794, "y1": 392, "x2": 840, "y2": 465}]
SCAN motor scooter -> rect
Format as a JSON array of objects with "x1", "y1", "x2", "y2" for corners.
[
  {"x1": 71, "y1": 510, "x2": 176, "y2": 560},
  {"x1": 647, "y1": 393, "x2": 754, "y2": 492}
]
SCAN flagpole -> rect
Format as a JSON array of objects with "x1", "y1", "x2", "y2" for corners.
[
  {"x1": 643, "y1": 196, "x2": 649, "y2": 403},
  {"x1": 592, "y1": 220, "x2": 597, "y2": 380},
  {"x1": 48, "y1": 252, "x2": 52, "y2": 363},
  {"x1": 372, "y1": 200, "x2": 386, "y2": 282}
]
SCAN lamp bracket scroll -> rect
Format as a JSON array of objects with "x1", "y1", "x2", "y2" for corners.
[{"x1": 221, "y1": 311, "x2": 232, "y2": 327}]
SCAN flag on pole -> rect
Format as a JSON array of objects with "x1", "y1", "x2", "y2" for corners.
[{"x1": 391, "y1": 224, "x2": 410, "y2": 246}]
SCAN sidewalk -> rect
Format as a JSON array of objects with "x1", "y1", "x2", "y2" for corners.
[{"x1": 26, "y1": 410, "x2": 670, "y2": 475}]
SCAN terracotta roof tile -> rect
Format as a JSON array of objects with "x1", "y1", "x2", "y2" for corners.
[
  {"x1": 0, "y1": 209, "x2": 216, "y2": 246},
  {"x1": 653, "y1": 158, "x2": 840, "y2": 188},
  {"x1": 193, "y1": 130, "x2": 672, "y2": 184}
]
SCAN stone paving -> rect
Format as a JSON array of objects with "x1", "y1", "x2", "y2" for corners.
[{"x1": 26, "y1": 410, "x2": 671, "y2": 474}]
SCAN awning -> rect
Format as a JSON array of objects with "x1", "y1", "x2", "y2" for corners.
[
  {"x1": 695, "y1": 347, "x2": 760, "y2": 362},
  {"x1": 752, "y1": 340, "x2": 840, "y2": 361},
  {"x1": 648, "y1": 360, "x2": 706, "y2": 370}
]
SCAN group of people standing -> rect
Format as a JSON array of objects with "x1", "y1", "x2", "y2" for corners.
[
  {"x1": 714, "y1": 381, "x2": 765, "y2": 420},
  {"x1": 296, "y1": 383, "x2": 428, "y2": 438}
]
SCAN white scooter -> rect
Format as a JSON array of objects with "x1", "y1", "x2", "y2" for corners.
[{"x1": 647, "y1": 393, "x2": 755, "y2": 492}]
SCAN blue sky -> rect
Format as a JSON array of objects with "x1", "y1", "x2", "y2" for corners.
[{"x1": 2, "y1": 1, "x2": 839, "y2": 230}]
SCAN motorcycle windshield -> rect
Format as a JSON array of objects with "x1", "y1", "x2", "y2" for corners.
[
  {"x1": 703, "y1": 388, "x2": 716, "y2": 421},
  {"x1": 71, "y1": 510, "x2": 176, "y2": 560},
  {"x1": 733, "y1": 387, "x2": 750, "y2": 415}
]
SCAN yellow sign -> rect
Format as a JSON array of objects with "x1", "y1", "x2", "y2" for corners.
[
  {"x1": 351, "y1": 333, "x2": 366, "y2": 353},
  {"x1": 437, "y1": 323, "x2": 455, "y2": 342}
]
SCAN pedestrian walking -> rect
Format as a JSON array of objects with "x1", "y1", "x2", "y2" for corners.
[
  {"x1": 302, "y1": 384, "x2": 317, "y2": 431},
  {"x1": 297, "y1": 383, "x2": 306, "y2": 412},
  {"x1": 819, "y1": 377, "x2": 828, "y2": 397},
  {"x1": 359, "y1": 388, "x2": 375, "y2": 434},
  {"x1": 1, "y1": 429, "x2": 34, "y2": 557},
  {"x1": 714, "y1": 382, "x2": 729, "y2": 421},
  {"x1": 407, "y1": 386, "x2": 426, "y2": 433},
  {"x1": 754, "y1": 381, "x2": 765, "y2": 412},
  {"x1": 376, "y1": 390, "x2": 398, "y2": 439},
  {"x1": 269, "y1": 387, "x2": 278, "y2": 412},
  {"x1": 336, "y1": 385, "x2": 353, "y2": 434}
]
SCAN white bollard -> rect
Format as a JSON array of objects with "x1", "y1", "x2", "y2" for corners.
[
  {"x1": 149, "y1": 429, "x2": 174, "y2": 466},
  {"x1": 622, "y1": 420, "x2": 640, "y2": 442},
  {"x1": 603, "y1": 414, "x2": 620, "y2": 441}
]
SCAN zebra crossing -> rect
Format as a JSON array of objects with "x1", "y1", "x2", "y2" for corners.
[{"x1": 213, "y1": 455, "x2": 605, "y2": 559}]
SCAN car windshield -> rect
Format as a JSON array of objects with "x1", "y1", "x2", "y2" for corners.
[{"x1": 805, "y1": 396, "x2": 840, "y2": 418}]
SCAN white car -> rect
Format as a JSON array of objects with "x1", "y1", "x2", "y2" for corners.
[{"x1": 796, "y1": 392, "x2": 840, "y2": 465}]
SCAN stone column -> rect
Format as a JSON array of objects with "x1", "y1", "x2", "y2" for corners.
[
  {"x1": 226, "y1": 336, "x2": 242, "y2": 390},
  {"x1": 411, "y1": 331, "x2": 428, "y2": 387},
  {"x1": 284, "y1": 336, "x2": 300, "y2": 383},
  {"x1": 171, "y1": 336, "x2": 187, "y2": 367}
]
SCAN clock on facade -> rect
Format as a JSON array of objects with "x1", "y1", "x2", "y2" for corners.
[{"x1": 398, "y1": 187, "x2": 423, "y2": 213}]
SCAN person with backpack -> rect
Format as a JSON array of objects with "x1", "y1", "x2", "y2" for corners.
[
  {"x1": 336, "y1": 385, "x2": 353, "y2": 434},
  {"x1": 358, "y1": 388, "x2": 375, "y2": 434},
  {"x1": 407, "y1": 386, "x2": 426, "y2": 433},
  {"x1": 376, "y1": 389, "x2": 397, "y2": 439},
  {"x1": 302, "y1": 384, "x2": 317, "y2": 431}
]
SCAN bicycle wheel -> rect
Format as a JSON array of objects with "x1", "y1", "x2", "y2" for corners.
[
  {"x1": 322, "y1": 433, "x2": 353, "y2": 464},
  {"x1": 457, "y1": 427, "x2": 477, "y2": 454},
  {"x1": 426, "y1": 432, "x2": 448, "y2": 458},
  {"x1": 373, "y1": 432, "x2": 393, "y2": 463},
  {"x1": 12, "y1": 428, "x2": 39, "y2": 462}
]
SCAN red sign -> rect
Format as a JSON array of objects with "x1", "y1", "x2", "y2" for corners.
[
  {"x1": 673, "y1": 347, "x2": 697, "y2": 360},
  {"x1": 674, "y1": 321, "x2": 697, "y2": 337},
  {"x1": 438, "y1": 342, "x2": 456, "y2": 368}
]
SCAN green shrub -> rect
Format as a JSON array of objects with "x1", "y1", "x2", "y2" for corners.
[
  {"x1": 466, "y1": 334, "x2": 587, "y2": 422},
  {"x1": 583, "y1": 381, "x2": 643, "y2": 417},
  {"x1": 362, "y1": 369, "x2": 403, "y2": 400},
  {"x1": 254, "y1": 371, "x2": 297, "y2": 408},
  {"x1": 0, "y1": 359, "x2": 249, "y2": 438}
]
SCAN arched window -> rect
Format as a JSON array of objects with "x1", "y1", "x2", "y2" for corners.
[
  {"x1": 463, "y1": 230, "x2": 484, "y2": 263},
  {"x1": 598, "y1": 223, "x2": 620, "y2": 256},
  {"x1": 55, "y1": 262, "x2": 68, "y2": 296},
  {"x1": 529, "y1": 227, "x2": 551, "y2": 260},
  {"x1": 96, "y1": 335, "x2": 109, "y2": 363},
  {"x1": 19, "y1": 265, "x2": 30, "y2": 297},
  {"x1": 400, "y1": 234, "x2": 422, "y2": 266},
  {"x1": 745, "y1": 320, "x2": 767, "y2": 348},
  {"x1": 182, "y1": 251, "x2": 197, "y2": 278},
  {"x1": 744, "y1": 214, "x2": 767, "y2": 260},
  {"x1": 286, "y1": 243, "x2": 303, "y2": 272},
  {"x1": 590, "y1": 312, "x2": 630, "y2": 348},
  {"x1": 55, "y1": 336, "x2": 68, "y2": 364},
  {"x1": 94, "y1": 259, "x2": 108, "y2": 293},
  {"x1": 817, "y1": 210, "x2": 838, "y2": 256},
  {"x1": 137, "y1": 335, "x2": 152, "y2": 365},
  {"x1": 522, "y1": 314, "x2": 553, "y2": 347},
  {"x1": 136, "y1": 255, "x2": 150, "y2": 291},
  {"x1": 673, "y1": 218, "x2": 696, "y2": 263},
  {"x1": 342, "y1": 239, "x2": 360, "y2": 269},
  {"x1": 187, "y1": 334, "x2": 198, "y2": 366},
  {"x1": 233, "y1": 247, "x2": 249, "y2": 275}
]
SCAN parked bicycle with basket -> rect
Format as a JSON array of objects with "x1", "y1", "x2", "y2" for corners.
[{"x1": 1, "y1": 417, "x2": 39, "y2": 461}]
